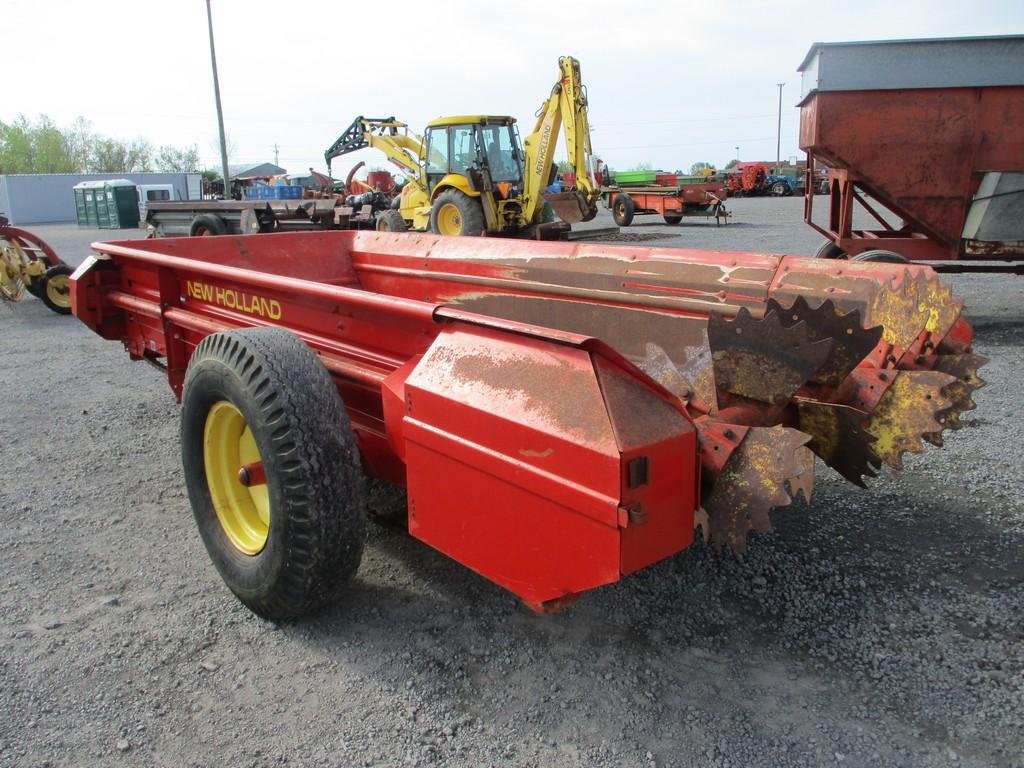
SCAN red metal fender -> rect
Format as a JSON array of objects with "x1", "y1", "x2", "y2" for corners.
[{"x1": 392, "y1": 323, "x2": 698, "y2": 605}]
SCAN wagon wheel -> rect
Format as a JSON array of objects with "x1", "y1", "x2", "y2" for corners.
[
  {"x1": 0, "y1": 241, "x2": 28, "y2": 302},
  {"x1": 180, "y1": 327, "x2": 367, "y2": 619},
  {"x1": 39, "y1": 264, "x2": 74, "y2": 315}
]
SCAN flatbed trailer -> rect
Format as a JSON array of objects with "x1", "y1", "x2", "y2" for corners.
[
  {"x1": 603, "y1": 184, "x2": 729, "y2": 227},
  {"x1": 799, "y1": 36, "x2": 1024, "y2": 271},
  {"x1": 145, "y1": 199, "x2": 380, "y2": 238},
  {"x1": 70, "y1": 231, "x2": 983, "y2": 618}
]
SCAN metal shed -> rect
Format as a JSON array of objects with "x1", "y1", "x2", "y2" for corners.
[{"x1": 0, "y1": 172, "x2": 202, "y2": 225}]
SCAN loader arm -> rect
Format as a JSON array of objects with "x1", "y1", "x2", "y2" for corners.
[
  {"x1": 324, "y1": 116, "x2": 426, "y2": 184},
  {"x1": 522, "y1": 56, "x2": 599, "y2": 224}
]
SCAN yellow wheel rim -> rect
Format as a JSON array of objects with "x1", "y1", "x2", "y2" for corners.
[
  {"x1": 436, "y1": 203, "x2": 463, "y2": 235},
  {"x1": 204, "y1": 401, "x2": 270, "y2": 555},
  {"x1": 45, "y1": 273, "x2": 71, "y2": 309}
]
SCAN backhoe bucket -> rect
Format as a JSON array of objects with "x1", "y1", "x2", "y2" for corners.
[{"x1": 546, "y1": 191, "x2": 597, "y2": 224}]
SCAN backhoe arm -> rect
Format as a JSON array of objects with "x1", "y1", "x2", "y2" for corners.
[{"x1": 522, "y1": 56, "x2": 599, "y2": 224}]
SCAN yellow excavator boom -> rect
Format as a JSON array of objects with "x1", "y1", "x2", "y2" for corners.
[{"x1": 522, "y1": 56, "x2": 599, "y2": 224}]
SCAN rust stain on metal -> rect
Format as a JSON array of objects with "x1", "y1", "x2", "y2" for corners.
[
  {"x1": 595, "y1": 359, "x2": 692, "y2": 450},
  {"x1": 796, "y1": 400, "x2": 881, "y2": 486},
  {"x1": 519, "y1": 447, "x2": 555, "y2": 458},
  {"x1": 704, "y1": 426, "x2": 812, "y2": 551},
  {"x1": 867, "y1": 270, "x2": 932, "y2": 349},
  {"x1": 770, "y1": 296, "x2": 883, "y2": 388},
  {"x1": 863, "y1": 370, "x2": 957, "y2": 469},
  {"x1": 448, "y1": 349, "x2": 612, "y2": 447}
]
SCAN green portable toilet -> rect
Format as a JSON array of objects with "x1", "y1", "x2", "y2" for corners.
[{"x1": 72, "y1": 179, "x2": 140, "y2": 229}]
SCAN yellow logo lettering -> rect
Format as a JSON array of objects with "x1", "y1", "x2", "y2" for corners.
[{"x1": 184, "y1": 280, "x2": 283, "y2": 321}]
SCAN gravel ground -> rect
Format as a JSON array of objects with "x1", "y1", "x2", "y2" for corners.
[{"x1": 1, "y1": 198, "x2": 1022, "y2": 768}]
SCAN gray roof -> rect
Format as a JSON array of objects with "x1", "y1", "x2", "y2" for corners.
[
  {"x1": 797, "y1": 34, "x2": 1024, "y2": 71},
  {"x1": 227, "y1": 163, "x2": 286, "y2": 180},
  {"x1": 797, "y1": 35, "x2": 1024, "y2": 104},
  {"x1": 72, "y1": 178, "x2": 137, "y2": 189}
]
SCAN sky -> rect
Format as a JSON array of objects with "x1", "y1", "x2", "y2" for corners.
[{"x1": 5, "y1": 0, "x2": 1023, "y2": 180}]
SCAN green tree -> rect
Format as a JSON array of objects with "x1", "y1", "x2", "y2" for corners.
[
  {"x1": 91, "y1": 138, "x2": 153, "y2": 173},
  {"x1": 725, "y1": 158, "x2": 740, "y2": 170},
  {"x1": 0, "y1": 114, "x2": 80, "y2": 173},
  {"x1": 690, "y1": 161, "x2": 716, "y2": 176},
  {"x1": 0, "y1": 114, "x2": 199, "y2": 175},
  {"x1": 155, "y1": 144, "x2": 200, "y2": 172}
]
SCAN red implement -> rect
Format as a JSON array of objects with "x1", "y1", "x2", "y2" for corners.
[
  {"x1": 799, "y1": 36, "x2": 1024, "y2": 265},
  {"x1": 71, "y1": 230, "x2": 984, "y2": 612}
]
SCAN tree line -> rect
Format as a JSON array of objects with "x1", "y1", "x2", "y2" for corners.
[{"x1": 0, "y1": 114, "x2": 202, "y2": 175}]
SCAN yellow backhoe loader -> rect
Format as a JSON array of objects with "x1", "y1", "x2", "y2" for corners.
[{"x1": 324, "y1": 56, "x2": 600, "y2": 237}]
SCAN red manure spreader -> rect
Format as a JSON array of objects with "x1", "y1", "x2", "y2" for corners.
[{"x1": 71, "y1": 231, "x2": 984, "y2": 617}]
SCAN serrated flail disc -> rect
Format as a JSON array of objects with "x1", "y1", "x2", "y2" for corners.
[
  {"x1": 862, "y1": 370, "x2": 958, "y2": 470},
  {"x1": 867, "y1": 270, "x2": 931, "y2": 350},
  {"x1": 796, "y1": 400, "x2": 882, "y2": 487},
  {"x1": 769, "y1": 296, "x2": 883, "y2": 388},
  {"x1": 708, "y1": 307, "x2": 833, "y2": 405},
  {"x1": 931, "y1": 353, "x2": 987, "y2": 430},
  {"x1": 705, "y1": 426, "x2": 812, "y2": 552}
]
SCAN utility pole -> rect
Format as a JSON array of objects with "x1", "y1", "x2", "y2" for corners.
[
  {"x1": 735, "y1": 146, "x2": 739, "y2": 163},
  {"x1": 273, "y1": 144, "x2": 279, "y2": 166},
  {"x1": 776, "y1": 82, "x2": 785, "y2": 164},
  {"x1": 206, "y1": 0, "x2": 231, "y2": 198}
]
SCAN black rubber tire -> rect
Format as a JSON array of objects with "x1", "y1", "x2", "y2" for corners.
[
  {"x1": 38, "y1": 264, "x2": 74, "y2": 315},
  {"x1": 180, "y1": 327, "x2": 366, "y2": 620},
  {"x1": 771, "y1": 181, "x2": 789, "y2": 197},
  {"x1": 612, "y1": 194, "x2": 634, "y2": 226},
  {"x1": 26, "y1": 272, "x2": 44, "y2": 298},
  {"x1": 376, "y1": 209, "x2": 408, "y2": 232},
  {"x1": 190, "y1": 214, "x2": 228, "y2": 237},
  {"x1": 852, "y1": 249, "x2": 911, "y2": 264},
  {"x1": 429, "y1": 189, "x2": 486, "y2": 236},
  {"x1": 815, "y1": 240, "x2": 846, "y2": 260},
  {"x1": 663, "y1": 213, "x2": 683, "y2": 225}
]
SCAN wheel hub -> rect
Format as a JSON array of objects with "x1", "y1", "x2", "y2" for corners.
[
  {"x1": 203, "y1": 401, "x2": 270, "y2": 554},
  {"x1": 437, "y1": 204, "x2": 463, "y2": 235}
]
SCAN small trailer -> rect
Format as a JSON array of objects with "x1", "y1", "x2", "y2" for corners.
[
  {"x1": 604, "y1": 183, "x2": 730, "y2": 227},
  {"x1": 799, "y1": 35, "x2": 1024, "y2": 271},
  {"x1": 71, "y1": 231, "x2": 982, "y2": 618}
]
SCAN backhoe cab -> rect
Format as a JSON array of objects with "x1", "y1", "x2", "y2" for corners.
[
  {"x1": 324, "y1": 56, "x2": 600, "y2": 237},
  {"x1": 421, "y1": 115, "x2": 531, "y2": 236}
]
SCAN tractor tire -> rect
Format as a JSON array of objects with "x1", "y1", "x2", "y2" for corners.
[
  {"x1": 815, "y1": 240, "x2": 846, "y2": 260},
  {"x1": 663, "y1": 213, "x2": 683, "y2": 225},
  {"x1": 612, "y1": 194, "x2": 635, "y2": 226},
  {"x1": 26, "y1": 275, "x2": 44, "y2": 299},
  {"x1": 38, "y1": 264, "x2": 74, "y2": 315},
  {"x1": 376, "y1": 209, "x2": 408, "y2": 232},
  {"x1": 190, "y1": 214, "x2": 228, "y2": 237},
  {"x1": 430, "y1": 189, "x2": 485, "y2": 236},
  {"x1": 852, "y1": 249, "x2": 911, "y2": 264},
  {"x1": 180, "y1": 327, "x2": 366, "y2": 620},
  {"x1": 771, "y1": 182, "x2": 789, "y2": 197}
]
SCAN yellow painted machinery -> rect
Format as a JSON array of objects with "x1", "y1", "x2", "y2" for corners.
[
  {"x1": 0, "y1": 216, "x2": 74, "y2": 314},
  {"x1": 324, "y1": 57, "x2": 600, "y2": 237}
]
